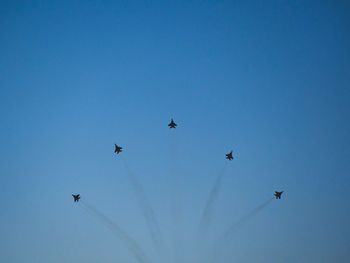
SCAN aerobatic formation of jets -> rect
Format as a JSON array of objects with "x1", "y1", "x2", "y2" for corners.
[
  {"x1": 74, "y1": 118, "x2": 284, "y2": 202},
  {"x1": 72, "y1": 194, "x2": 80, "y2": 202}
]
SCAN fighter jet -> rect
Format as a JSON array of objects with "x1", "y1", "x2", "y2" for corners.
[
  {"x1": 225, "y1": 151, "x2": 234, "y2": 160},
  {"x1": 114, "y1": 144, "x2": 123, "y2": 154},
  {"x1": 168, "y1": 118, "x2": 177, "y2": 129},
  {"x1": 72, "y1": 194, "x2": 81, "y2": 202},
  {"x1": 274, "y1": 191, "x2": 283, "y2": 199}
]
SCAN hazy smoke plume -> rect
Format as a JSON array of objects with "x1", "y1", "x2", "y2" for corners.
[
  {"x1": 80, "y1": 200, "x2": 152, "y2": 263},
  {"x1": 198, "y1": 163, "x2": 228, "y2": 243},
  {"x1": 121, "y1": 156, "x2": 164, "y2": 254}
]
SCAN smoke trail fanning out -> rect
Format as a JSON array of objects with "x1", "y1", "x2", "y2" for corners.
[
  {"x1": 198, "y1": 163, "x2": 228, "y2": 243},
  {"x1": 80, "y1": 200, "x2": 151, "y2": 263},
  {"x1": 121, "y1": 156, "x2": 164, "y2": 254},
  {"x1": 168, "y1": 128, "x2": 184, "y2": 263},
  {"x1": 207, "y1": 198, "x2": 274, "y2": 263},
  {"x1": 220, "y1": 198, "x2": 274, "y2": 243}
]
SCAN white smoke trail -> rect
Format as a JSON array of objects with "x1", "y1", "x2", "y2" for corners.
[
  {"x1": 197, "y1": 162, "x2": 228, "y2": 244},
  {"x1": 121, "y1": 156, "x2": 164, "y2": 254},
  {"x1": 80, "y1": 200, "x2": 152, "y2": 263},
  {"x1": 207, "y1": 198, "x2": 274, "y2": 263},
  {"x1": 220, "y1": 198, "x2": 274, "y2": 243},
  {"x1": 168, "y1": 127, "x2": 184, "y2": 263}
]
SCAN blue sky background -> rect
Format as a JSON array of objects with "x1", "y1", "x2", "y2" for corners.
[{"x1": 1, "y1": 0, "x2": 350, "y2": 262}]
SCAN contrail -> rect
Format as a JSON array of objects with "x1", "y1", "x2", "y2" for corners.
[
  {"x1": 220, "y1": 197, "x2": 274, "y2": 243},
  {"x1": 168, "y1": 128, "x2": 184, "y2": 263},
  {"x1": 121, "y1": 156, "x2": 164, "y2": 254},
  {"x1": 197, "y1": 162, "x2": 228, "y2": 243},
  {"x1": 207, "y1": 198, "x2": 274, "y2": 263},
  {"x1": 80, "y1": 200, "x2": 152, "y2": 263}
]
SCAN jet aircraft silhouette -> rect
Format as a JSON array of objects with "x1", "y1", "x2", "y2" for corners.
[
  {"x1": 168, "y1": 118, "x2": 177, "y2": 129},
  {"x1": 114, "y1": 144, "x2": 123, "y2": 154},
  {"x1": 226, "y1": 151, "x2": 234, "y2": 160},
  {"x1": 274, "y1": 191, "x2": 283, "y2": 199},
  {"x1": 72, "y1": 194, "x2": 81, "y2": 202}
]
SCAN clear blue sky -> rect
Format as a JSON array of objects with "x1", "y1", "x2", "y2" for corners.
[{"x1": 1, "y1": 1, "x2": 349, "y2": 262}]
